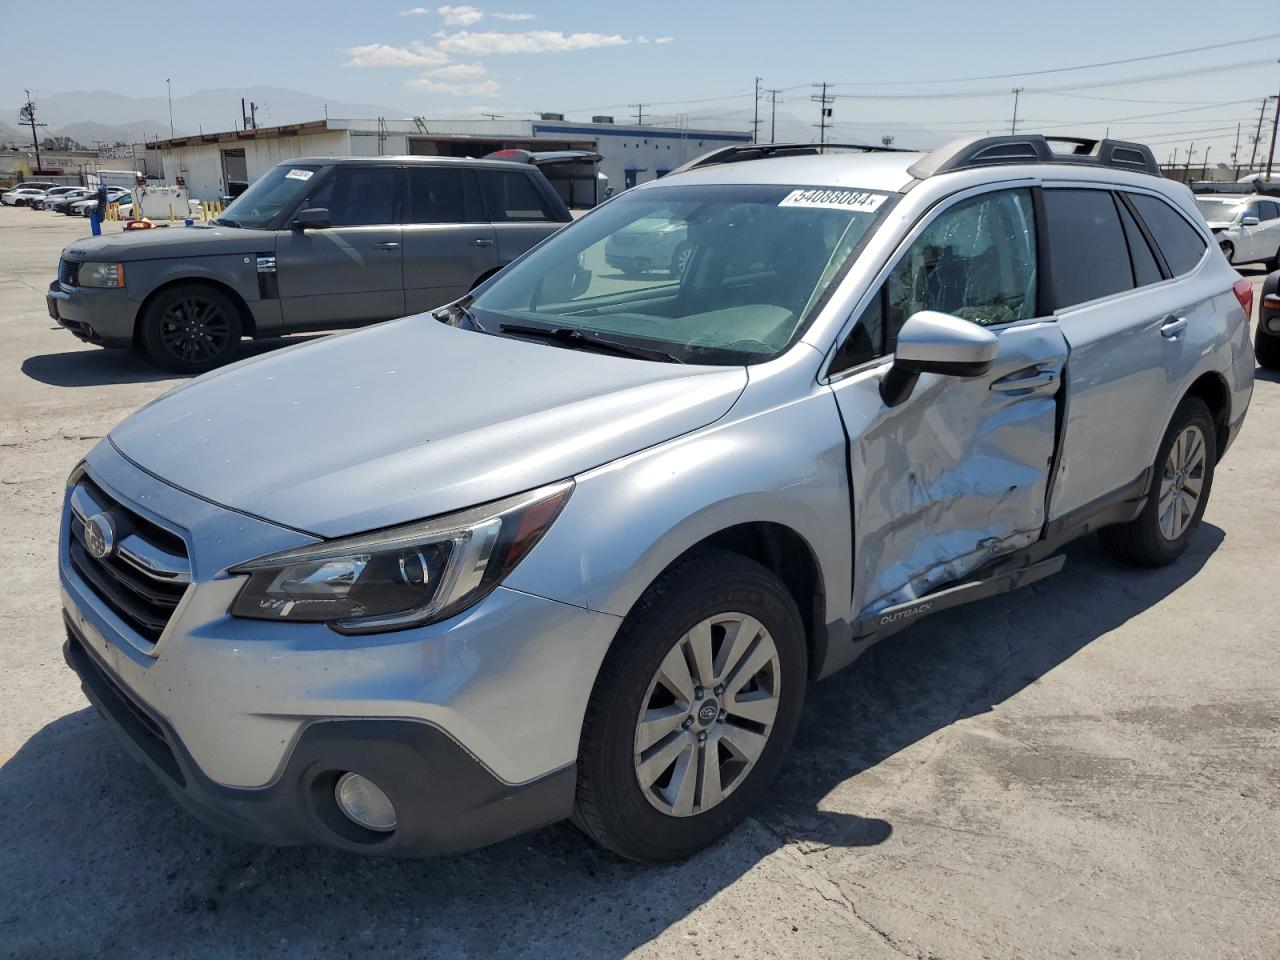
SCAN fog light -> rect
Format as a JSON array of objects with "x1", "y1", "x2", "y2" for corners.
[
  {"x1": 1268, "y1": 317, "x2": 1280, "y2": 334},
  {"x1": 334, "y1": 772, "x2": 397, "y2": 832}
]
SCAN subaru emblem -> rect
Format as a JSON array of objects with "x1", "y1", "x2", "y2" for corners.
[{"x1": 84, "y1": 512, "x2": 116, "y2": 560}]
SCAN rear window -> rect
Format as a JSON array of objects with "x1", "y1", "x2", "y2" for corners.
[
  {"x1": 479, "y1": 170, "x2": 555, "y2": 222},
  {"x1": 1043, "y1": 189, "x2": 1133, "y2": 308},
  {"x1": 1128, "y1": 194, "x2": 1207, "y2": 277}
]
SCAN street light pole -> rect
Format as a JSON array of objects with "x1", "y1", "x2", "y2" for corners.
[
  {"x1": 167, "y1": 79, "x2": 174, "y2": 139},
  {"x1": 1010, "y1": 87, "x2": 1024, "y2": 135}
]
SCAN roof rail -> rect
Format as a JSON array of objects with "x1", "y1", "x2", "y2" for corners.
[
  {"x1": 671, "y1": 141, "x2": 914, "y2": 176},
  {"x1": 908, "y1": 134, "x2": 1161, "y2": 180}
]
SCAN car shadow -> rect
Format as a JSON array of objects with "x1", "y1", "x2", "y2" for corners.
[
  {"x1": 20, "y1": 338, "x2": 319, "y2": 388},
  {"x1": 0, "y1": 527, "x2": 1223, "y2": 958}
]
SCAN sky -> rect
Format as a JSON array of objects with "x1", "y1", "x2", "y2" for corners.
[{"x1": 4, "y1": 0, "x2": 1280, "y2": 163}]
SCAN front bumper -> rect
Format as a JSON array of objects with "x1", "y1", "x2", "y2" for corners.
[
  {"x1": 47, "y1": 279, "x2": 136, "y2": 347},
  {"x1": 63, "y1": 621, "x2": 575, "y2": 855},
  {"x1": 59, "y1": 441, "x2": 622, "y2": 854}
]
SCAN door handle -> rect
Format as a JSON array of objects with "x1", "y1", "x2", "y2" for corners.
[
  {"x1": 373, "y1": 242, "x2": 400, "y2": 251},
  {"x1": 470, "y1": 238, "x2": 494, "y2": 247},
  {"x1": 990, "y1": 370, "x2": 1058, "y2": 393},
  {"x1": 1160, "y1": 316, "x2": 1187, "y2": 338}
]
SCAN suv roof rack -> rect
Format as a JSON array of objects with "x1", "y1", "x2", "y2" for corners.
[
  {"x1": 672, "y1": 141, "x2": 913, "y2": 175},
  {"x1": 908, "y1": 134, "x2": 1161, "y2": 179}
]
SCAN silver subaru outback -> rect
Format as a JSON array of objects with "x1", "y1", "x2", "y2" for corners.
[{"x1": 59, "y1": 135, "x2": 1255, "y2": 862}]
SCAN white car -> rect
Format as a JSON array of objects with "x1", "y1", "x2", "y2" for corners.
[
  {"x1": 68, "y1": 189, "x2": 132, "y2": 217},
  {"x1": 1195, "y1": 193, "x2": 1280, "y2": 267},
  {"x1": 1, "y1": 187, "x2": 47, "y2": 207}
]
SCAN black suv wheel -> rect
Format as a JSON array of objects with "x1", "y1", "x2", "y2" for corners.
[{"x1": 140, "y1": 283, "x2": 243, "y2": 373}]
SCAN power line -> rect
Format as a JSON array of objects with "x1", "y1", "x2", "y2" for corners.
[{"x1": 826, "y1": 33, "x2": 1280, "y2": 86}]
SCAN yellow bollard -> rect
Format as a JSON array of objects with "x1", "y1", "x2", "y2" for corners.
[{"x1": 168, "y1": 203, "x2": 175, "y2": 223}]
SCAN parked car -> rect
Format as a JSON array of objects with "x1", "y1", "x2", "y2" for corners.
[
  {"x1": 1256, "y1": 269, "x2": 1280, "y2": 369},
  {"x1": 59, "y1": 135, "x2": 1253, "y2": 862},
  {"x1": 47, "y1": 156, "x2": 572, "y2": 370},
  {"x1": 1, "y1": 179, "x2": 56, "y2": 200},
  {"x1": 48, "y1": 188, "x2": 94, "y2": 213},
  {"x1": 29, "y1": 186, "x2": 82, "y2": 210},
  {"x1": 604, "y1": 211, "x2": 690, "y2": 276},
  {"x1": 66, "y1": 187, "x2": 132, "y2": 217},
  {"x1": 1194, "y1": 193, "x2": 1280, "y2": 267},
  {"x1": 1, "y1": 186, "x2": 46, "y2": 207}
]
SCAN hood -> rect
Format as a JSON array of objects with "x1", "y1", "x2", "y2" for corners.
[
  {"x1": 109, "y1": 316, "x2": 748, "y2": 537},
  {"x1": 62, "y1": 224, "x2": 266, "y2": 263}
]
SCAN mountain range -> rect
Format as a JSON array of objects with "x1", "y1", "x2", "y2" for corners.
[{"x1": 1, "y1": 86, "x2": 411, "y2": 148}]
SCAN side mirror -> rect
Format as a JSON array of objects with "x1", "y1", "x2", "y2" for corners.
[
  {"x1": 293, "y1": 207, "x2": 331, "y2": 230},
  {"x1": 880, "y1": 310, "x2": 999, "y2": 407},
  {"x1": 1240, "y1": 215, "x2": 1260, "y2": 227}
]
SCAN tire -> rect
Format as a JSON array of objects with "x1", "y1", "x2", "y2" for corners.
[
  {"x1": 573, "y1": 548, "x2": 807, "y2": 862},
  {"x1": 1220, "y1": 241, "x2": 1234, "y2": 264},
  {"x1": 1099, "y1": 396, "x2": 1216, "y2": 567},
  {"x1": 669, "y1": 242, "x2": 692, "y2": 276},
  {"x1": 1257, "y1": 272, "x2": 1280, "y2": 370},
  {"x1": 139, "y1": 283, "x2": 243, "y2": 373}
]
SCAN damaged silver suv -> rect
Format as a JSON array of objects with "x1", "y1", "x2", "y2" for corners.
[{"x1": 60, "y1": 135, "x2": 1254, "y2": 862}]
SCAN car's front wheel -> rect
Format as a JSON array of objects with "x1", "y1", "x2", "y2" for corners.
[
  {"x1": 573, "y1": 549, "x2": 807, "y2": 861},
  {"x1": 139, "y1": 283, "x2": 243, "y2": 373},
  {"x1": 1099, "y1": 396, "x2": 1216, "y2": 567}
]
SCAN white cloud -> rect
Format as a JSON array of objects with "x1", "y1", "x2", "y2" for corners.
[
  {"x1": 399, "y1": 6, "x2": 432, "y2": 14},
  {"x1": 434, "y1": 29, "x2": 630, "y2": 55},
  {"x1": 635, "y1": 35, "x2": 649, "y2": 43},
  {"x1": 655, "y1": 36, "x2": 674, "y2": 44},
  {"x1": 491, "y1": 11, "x2": 534, "y2": 19},
  {"x1": 344, "y1": 41, "x2": 450, "y2": 67},
  {"x1": 438, "y1": 4, "x2": 485, "y2": 25},
  {"x1": 418, "y1": 61, "x2": 487, "y2": 79},
  {"x1": 405, "y1": 76, "x2": 501, "y2": 97}
]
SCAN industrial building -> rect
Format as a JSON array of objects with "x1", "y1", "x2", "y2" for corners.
[{"x1": 147, "y1": 115, "x2": 752, "y2": 206}]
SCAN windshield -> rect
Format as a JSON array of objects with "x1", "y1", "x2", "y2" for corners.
[
  {"x1": 217, "y1": 163, "x2": 323, "y2": 229},
  {"x1": 1195, "y1": 198, "x2": 1245, "y2": 222},
  {"x1": 468, "y1": 183, "x2": 893, "y2": 364}
]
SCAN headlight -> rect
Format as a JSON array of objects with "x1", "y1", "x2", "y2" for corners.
[
  {"x1": 78, "y1": 262, "x2": 126, "y2": 288},
  {"x1": 229, "y1": 481, "x2": 573, "y2": 633}
]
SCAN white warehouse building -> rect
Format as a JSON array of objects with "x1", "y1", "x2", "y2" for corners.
[{"x1": 149, "y1": 115, "x2": 752, "y2": 207}]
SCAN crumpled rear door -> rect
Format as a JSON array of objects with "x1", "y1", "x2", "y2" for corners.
[{"x1": 832, "y1": 320, "x2": 1068, "y2": 617}]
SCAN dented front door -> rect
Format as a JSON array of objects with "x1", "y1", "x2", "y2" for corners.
[{"x1": 832, "y1": 319, "x2": 1068, "y2": 618}]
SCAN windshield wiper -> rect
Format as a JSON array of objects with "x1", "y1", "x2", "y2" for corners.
[
  {"x1": 434, "y1": 299, "x2": 489, "y2": 332},
  {"x1": 211, "y1": 216, "x2": 243, "y2": 228},
  {"x1": 497, "y1": 323, "x2": 683, "y2": 364}
]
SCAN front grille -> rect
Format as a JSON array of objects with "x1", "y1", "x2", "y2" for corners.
[
  {"x1": 59, "y1": 258, "x2": 80, "y2": 287},
  {"x1": 67, "y1": 474, "x2": 191, "y2": 646}
]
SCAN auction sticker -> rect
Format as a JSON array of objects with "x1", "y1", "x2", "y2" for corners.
[
  {"x1": 779, "y1": 188, "x2": 886, "y2": 213},
  {"x1": 285, "y1": 169, "x2": 314, "y2": 181}
]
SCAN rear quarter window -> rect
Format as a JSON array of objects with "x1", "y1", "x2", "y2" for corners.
[
  {"x1": 1128, "y1": 194, "x2": 1207, "y2": 277},
  {"x1": 479, "y1": 170, "x2": 555, "y2": 222}
]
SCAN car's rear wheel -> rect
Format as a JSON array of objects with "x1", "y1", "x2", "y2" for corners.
[
  {"x1": 573, "y1": 548, "x2": 807, "y2": 862},
  {"x1": 1099, "y1": 396, "x2": 1216, "y2": 567},
  {"x1": 139, "y1": 283, "x2": 243, "y2": 373},
  {"x1": 1220, "y1": 240, "x2": 1234, "y2": 264}
]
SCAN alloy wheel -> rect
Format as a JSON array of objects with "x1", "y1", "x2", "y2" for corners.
[
  {"x1": 1158, "y1": 424, "x2": 1206, "y2": 541},
  {"x1": 633, "y1": 612, "x2": 781, "y2": 818},
  {"x1": 159, "y1": 296, "x2": 232, "y2": 363}
]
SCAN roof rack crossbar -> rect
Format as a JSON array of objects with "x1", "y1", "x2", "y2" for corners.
[
  {"x1": 671, "y1": 141, "x2": 914, "y2": 176},
  {"x1": 908, "y1": 134, "x2": 1162, "y2": 180}
]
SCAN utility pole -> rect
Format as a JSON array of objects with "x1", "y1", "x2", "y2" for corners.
[
  {"x1": 750, "y1": 76, "x2": 762, "y2": 143},
  {"x1": 765, "y1": 88, "x2": 781, "y2": 143},
  {"x1": 1203, "y1": 145, "x2": 1212, "y2": 180},
  {"x1": 1268, "y1": 77, "x2": 1280, "y2": 179},
  {"x1": 811, "y1": 83, "x2": 833, "y2": 148},
  {"x1": 1249, "y1": 97, "x2": 1268, "y2": 171},
  {"x1": 166, "y1": 78, "x2": 174, "y2": 138},
  {"x1": 630, "y1": 103, "x2": 646, "y2": 126},
  {"x1": 1232, "y1": 122, "x2": 1242, "y2": 175},
  {"x1": 18, "y1": 90, "x2": 46, "y2": 173},
  {"x1": 1010, "y1": 87, "x2": 1024, "y2": 135}
]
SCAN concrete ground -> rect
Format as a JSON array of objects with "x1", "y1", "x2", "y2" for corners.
[{"x1": 0, "y1": 204, "x2": 1276, "y2": 960}]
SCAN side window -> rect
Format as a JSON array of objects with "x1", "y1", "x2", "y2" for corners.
[
  {"x1": 304, "y1": 166, "x2": 397, "y2": 226},
  {"x1": 479, "y1": 170, "x2": 554, "y2": 222},
  {"x1": 1259, "y1": 200, "x2": 1280, "y2": 222},
  {"x1": 884, "y1": 188, "x2": 1037, "y2": 349},
  {"x1": 1115, "y1": 197, "x2": 1163, "y2": 287},
  {"x1": 403, "y1": 167, "x2": 481, "y2": 224},
  {"x1": 1127, "y1": 194, "x2": 1207, "y2": 277},
  {"x1": 1042, "y1": 188, "x2": 1133, "y2": 308},
  {"x1": 830, "y1": 290, "x2": 884, "y2": 373}
]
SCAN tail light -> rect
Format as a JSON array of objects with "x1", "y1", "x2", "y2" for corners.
[{"x1": 1232, "y1": 277, "x2": 1253, "y2": 321}]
